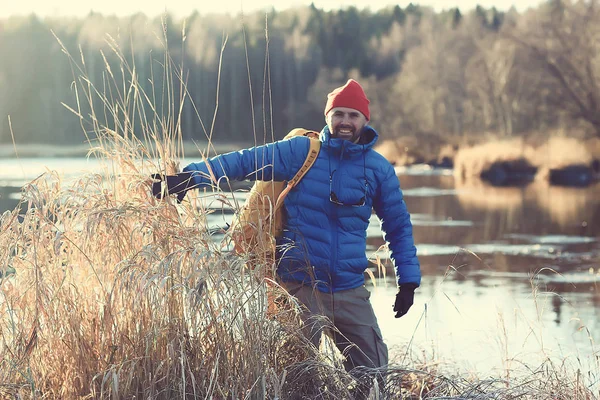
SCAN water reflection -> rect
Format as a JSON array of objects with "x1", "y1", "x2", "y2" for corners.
[
  {"x1": 453, "y1": 179, "x2": 600, "y2": 236},
  {"x1": 524, "y1": 183, "x2": 600, "y2": 231},
  {"x1": 398, "y1": 176, "x2": 600, "y2": 249}
]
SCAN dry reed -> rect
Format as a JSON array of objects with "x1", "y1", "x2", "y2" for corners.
[{"x1": 453, "y1": 138, "x2": 537, "y2": 184}]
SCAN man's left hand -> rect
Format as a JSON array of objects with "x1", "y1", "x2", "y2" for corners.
[{"x1": 393, "y1": 283, "x2": 418, "y2": 318}]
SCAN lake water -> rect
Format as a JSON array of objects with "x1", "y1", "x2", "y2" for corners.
[{"x1": 1, "y1": 157, "x2": 599, "y2": 383}]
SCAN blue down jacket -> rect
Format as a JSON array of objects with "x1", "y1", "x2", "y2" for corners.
[{"x1": 183, "y1": 125, "x2": 421, "y2": 292}]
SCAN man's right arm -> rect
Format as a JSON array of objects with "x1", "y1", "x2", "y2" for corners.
[{"x1": 182, "y1": 136, "x2": 311, "y2": 188}]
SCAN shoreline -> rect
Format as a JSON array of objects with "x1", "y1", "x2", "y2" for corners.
[{"x1": 0, "y1": 141, "x2": 254, "y2": 159}]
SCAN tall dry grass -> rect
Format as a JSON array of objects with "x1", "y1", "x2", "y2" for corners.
[
  {"x1": 0, "y1": 19, "x2": 598, "y2": 400},
  {"x1": 0, "y1": 158, "x2": 330, "y2": 398},
  {"x1": 453, "y1": 138, "x2": 538, "y2": 184}
]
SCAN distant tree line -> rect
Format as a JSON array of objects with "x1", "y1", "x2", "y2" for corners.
[{"x1": 0, "y1": 0, "x2": 599, "y2": 146}]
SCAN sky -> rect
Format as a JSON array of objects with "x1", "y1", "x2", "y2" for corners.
[{"x1": 2, "y1": 0, "x2": 545, "y2": 19}]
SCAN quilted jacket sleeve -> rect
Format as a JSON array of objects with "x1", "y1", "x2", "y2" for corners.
[
  {"x1": 182, "y1": 136, "x2": 310, "y2": 187},
  {"x1": 373, "y1": 162, "x2": 421, "y2": 287}
]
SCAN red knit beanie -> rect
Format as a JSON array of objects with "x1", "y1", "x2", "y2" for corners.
[{"x1": 324, "y1": 79, "x2": 370, "y2": 121}]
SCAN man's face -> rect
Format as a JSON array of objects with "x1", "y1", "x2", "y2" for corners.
[{"x1": 326, "y1": 107, "x2": 368, "y2": 143}]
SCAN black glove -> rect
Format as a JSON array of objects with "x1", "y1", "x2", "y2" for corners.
[
  {"x1": 393, "y1": 283, "x2": 418, "y2": 318},
  {"x1": 151, "y1": 171, "x2": 196, "y2": 203}
]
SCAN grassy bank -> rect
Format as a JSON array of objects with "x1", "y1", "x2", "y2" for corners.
[{"x1": 376, "y1": 133, "x2": 600, "y2": 187}]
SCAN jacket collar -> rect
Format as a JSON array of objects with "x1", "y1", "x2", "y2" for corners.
[{"x1": 319, "y1": 125, "x2": 378, "y2": 156}]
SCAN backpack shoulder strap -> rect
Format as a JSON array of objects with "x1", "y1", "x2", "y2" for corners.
[
  {"x1": 275, "y1": 133, "x2": 321, "y2": 209},
  {"x1": 287, "y1": 137, "x2": 320, "y2": 188}
]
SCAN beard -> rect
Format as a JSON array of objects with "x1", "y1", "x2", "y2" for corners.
[{"x1": 333, "y1": 125, "x2": 361, "y2": 142}]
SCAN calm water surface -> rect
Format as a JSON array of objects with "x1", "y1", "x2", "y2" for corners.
[{"x1": 1, "y1": 158, "x2": 599, "y2": 381}]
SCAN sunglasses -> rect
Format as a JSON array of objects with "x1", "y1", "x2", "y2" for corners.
[{"x1": 329, "y1": 169, "x2": 367, "y2": 207}]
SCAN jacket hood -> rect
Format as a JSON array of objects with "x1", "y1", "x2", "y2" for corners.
[{"x1": 319, "y1": 125, "x2": 379, "y2": 156}]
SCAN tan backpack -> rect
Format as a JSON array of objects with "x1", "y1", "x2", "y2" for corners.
[{"x1": 230, "y1": 128, "x2": 321, "y2": 263}]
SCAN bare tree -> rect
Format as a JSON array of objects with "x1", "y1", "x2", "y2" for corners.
[
  {"x1": 389, "y1": 9, "x2": 476, "y2": 137},
  {"x1": 509, "y1": 0, "x2": 600, "y2": 135}
]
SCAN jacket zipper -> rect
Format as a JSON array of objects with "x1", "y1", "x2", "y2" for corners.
[{"x1": 329, "y1": 141, "x2": 347, "y2": 292}]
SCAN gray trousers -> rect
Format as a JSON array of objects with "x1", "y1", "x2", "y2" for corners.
[{"x1": 283, "y1": 281, "x2": 389, "y2": 372}]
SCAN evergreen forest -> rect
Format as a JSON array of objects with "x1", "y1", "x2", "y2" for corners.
[{"x1": 1, "y1": 0, "x2": 599, "y2": 147}]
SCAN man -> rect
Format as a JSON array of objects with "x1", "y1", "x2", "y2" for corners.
[{"x1": 153, "y1": 79, "x2": 420, "y2": 392}]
